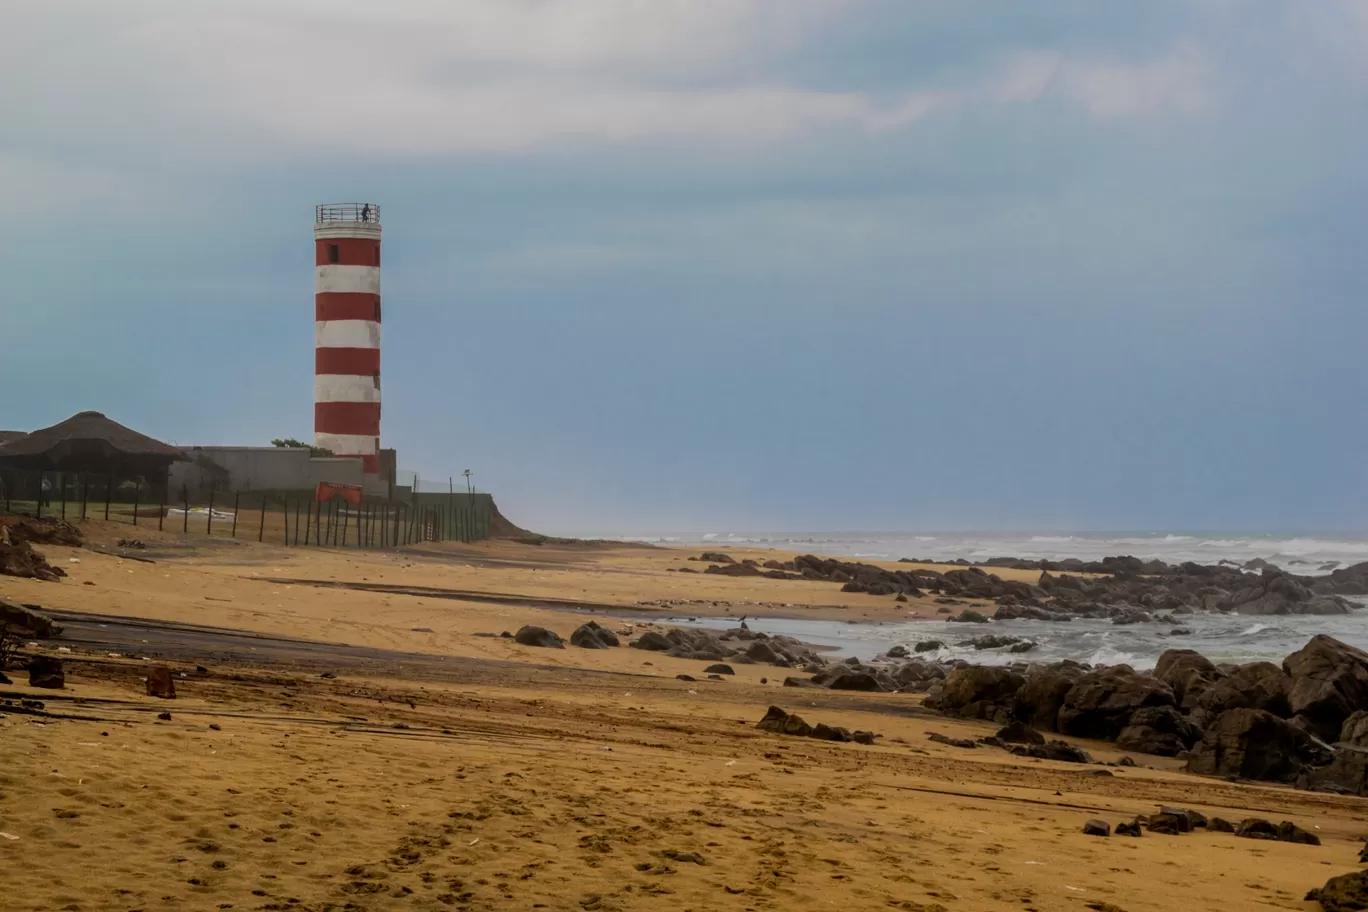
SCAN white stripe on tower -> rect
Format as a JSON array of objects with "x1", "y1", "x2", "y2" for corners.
[
  {"x1": 315, "y1": 375, "x2": 381, "y2": 403},
  {"x1": 315, "y1": 321, "x2": 382, "y2": 349}
]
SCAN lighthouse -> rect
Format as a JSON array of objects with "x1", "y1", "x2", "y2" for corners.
[{"x1": 314, "y1": 203, "x2": 383, "y2": 494}]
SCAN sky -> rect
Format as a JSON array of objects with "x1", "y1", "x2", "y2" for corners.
[{"x1": 3, "y1": 1, "x2": 1367, "y2": 536}]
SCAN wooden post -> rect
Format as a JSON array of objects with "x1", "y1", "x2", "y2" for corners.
[
  {"x1": 59, "y1": 472, "x2": 66, "y2": 520},
  {"x1": 132, "y1": 483, "x2": 140, "y2": 526},
  {"x1": 157, "y1": 483, "x2": 166, "y2": 531},
  {"x1": 258, "y1": 495, "x2": 267, "y2": 542},
  {"x1": 283, "y1": 497, "x2": 290, "y2": 544},
  {"x1": 81, "y1": 476, "x2": 89, "y2": 522},
  {"x1": 206, "y1": 489, "x2": 214, "y2": 536},
  {"x1": 36, "y1": 471, "x2": 43, "y2": 519},
  {"x1": 303, "y1": 497, "x2": 312, "y2": 546},
  {"x1": 294, "y1": 498, "x2": 302, "y2": 546},
  {"x1": 231, "y1": 492, "x2": 240, "y2": 537},
  {"x1": 105, "y1": 475, "x2": 113, "y2": 522}
]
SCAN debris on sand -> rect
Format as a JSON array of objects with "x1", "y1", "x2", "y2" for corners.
[{"x1": 27, "y1": 656, "x2": 64, "y2": 689}]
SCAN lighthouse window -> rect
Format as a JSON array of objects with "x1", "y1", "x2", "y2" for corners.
[{"x1": 327, "y1": 244, "x2": 340, "y2": 264}]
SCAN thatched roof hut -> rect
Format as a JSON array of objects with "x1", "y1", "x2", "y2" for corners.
[{"x1": 0, "y1": 412, "x2": 187, "y2": 480}]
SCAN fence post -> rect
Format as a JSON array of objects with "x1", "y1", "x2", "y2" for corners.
[
  {"x1": 258, "y1": 495, "x2": 267, "y2": 542},
  {"x1": 294, "y1": 499, "x2": 301, "y2": 546},
  {"x1": 340, "y1": 502, "x2": 350, "y2": 547},
  {"x1": 132, "y1": 483, "x2": 140, "y2": 526},
  {"x1": 59, "y1": 472, "x2": 66, "y2": 520},
  {"x1": 157, "y1": 483, "x2": 166, "y2": 531},
  {"x1": 105, "y1": 475, "x2": 113, "y2": 522},
  {"x1": 207, "y1": 489, "x2": 214, "y2": 536},
  {"x1": 283, "y1": 497, "x2": 290, "y2": 544},
  {"x1": 36, "y1": 471, "x2": 44, "y2": 518},
  {"x1": 303, "y1": 497, "x2": 312, "y2": 546},
  {"x1": 80, "y1": 475, "x2": 89, "y2": 522},
  {"x1": 230, "y1": 493, "x2": 239, "y2": 537},
  {"x1": 182, "y1": 485, "x2": 189, "y2": 533}
]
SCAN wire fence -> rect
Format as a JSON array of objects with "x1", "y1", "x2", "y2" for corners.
[{"x1": 0, "y1": 467, "x2": 490, "y2": 547}]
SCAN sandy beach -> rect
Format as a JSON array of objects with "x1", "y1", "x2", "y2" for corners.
[{"x1": 3, "y1": 523, "x2": 1364, "y2": 912}]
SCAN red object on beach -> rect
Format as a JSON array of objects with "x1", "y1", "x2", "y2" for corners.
[{"x1": 315, "y1": 482, "x2": 363, "y2": 507}]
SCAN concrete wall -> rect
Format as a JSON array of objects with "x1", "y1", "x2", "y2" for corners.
[{"x1": 169, "y1": 447, "x2": 366, "y2": 497}]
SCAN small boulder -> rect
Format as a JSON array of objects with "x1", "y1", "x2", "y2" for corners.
[
  {"x1": 703, "y1": 663, "x2": 735, "y2": 675},
  {"x1": 675, "y1": 674, "x2": 697, "y2": 682},
  {"x1": 631, "y1": 631, "x2": 673, "y2": 652},
  {"x1": 1083, "y1": 819, "x2": 1111, "y2": 837},
  {"x1": 914, "y1": 640, "x2": 944, "y2": 653},
  {"x1": 755, "y1": 705, "x2": 811, "y2": 737},
  {"x1": 27, "y1": 655, "x2": 64, "y2": 689},
  {"x1": 928, "y1": 732, "x2": 977, "y2": 749},
  {"x1": 1283, "y1": 635, "x2": 1368, "y2": 741},
  {"x1": 947, "y1": 609, "x2": 990, "y2": 624},
  {"x1": 1186, "y1": 708, "x2": 1325, "y2": 783},
  {"x1": 570, "y1": 621, "x2": 619, "y2": 649},
  {"x1": 1012, "y1": 740, "x2": 1093, "y2": 764},
  {"x1": 852, "y1": 731, "x2": 876, "y2": 745},
  {"x1": 1147, "y1": 812, "x2": 1190, "y2": 835},
  {"x1": 1306, "y1": 869, "x2": 1368, "y2": 912},
  {"x1": 1235, "y1": 818, "x2": 1279, "y2": 840},
  {"x1": 996, "y1": 720, "x2": 1046, "y2": 745},
  {"x1": 514, "y1": 626, "x2": 565, "y2": 649},
  {"x1": 1277, "y1": 821, "x2": 1321, "y2": 845},
  {"x1": 145, "y1": 666, "x2": 176, "y2": 699},
  {"x1": 1115, "y1": 819, "x2": 1142, "y2": 837},
  {"x1": 699, "y1": 551, "x2": 736, "y2": 564},
  {"x1": 1208, "y1": 817, "x2": 1235, "y2": 833}
]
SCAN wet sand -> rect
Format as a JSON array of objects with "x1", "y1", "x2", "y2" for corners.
[{"x1": 2, "y1": 523, "x2": 1364, "y2": 911}]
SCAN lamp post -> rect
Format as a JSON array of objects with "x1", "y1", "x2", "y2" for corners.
[{"x1": 462, "y1": 469, "x2": 473, "y2": 495}]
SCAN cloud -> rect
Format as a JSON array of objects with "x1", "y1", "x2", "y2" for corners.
[
  {"x1": 0, "y1": 0, "x2": 1219, "y2": 169},
  {"x1": 996, "y1": 46, "x2": 1212, "y2": 117}
]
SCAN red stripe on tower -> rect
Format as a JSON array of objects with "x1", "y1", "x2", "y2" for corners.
[{"x1": 315, "y1": 203, "x2": 383, "y2": 494}]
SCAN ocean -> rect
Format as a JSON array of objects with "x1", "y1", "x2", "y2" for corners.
[{"x1": 615, "y1": 531, "x2": 1368, "y2": 668}]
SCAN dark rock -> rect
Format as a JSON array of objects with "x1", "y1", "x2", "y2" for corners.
[
  {"x1": 0, "y1": 671, "x2": 9, "y2": 685},
  {"x1": 1277, "y1": 821, "x2": 1321, "y2": 845},
  {"x1": 886, "y1": 645, "x2": 909, "y2": 659},
  {"x1": 1341, "y1": 711, "x2": 1368, "y2": 747},
  {"x1": 514, "y1": 626, "x2": 564, "y2": 649},
  {"x1": 1187, "y1": 661, "x2": 1290, "y2": 729},
  {"x1": 822, "y1": 670, "x2": 888, "y2": 693},
  {"x1": 145, "y1": 666, "x2": 176, "y2": 699},
  {"x1": 782, "y1": 676, "x2": 818, "y2": 688},
  {"x1": 631, "y1": 631, "x2": 673, "y2": 652},
  {"x1": 811, "y1": 723, "x2": 853, "y2": 742},
  {"x1": 914, "y1": 640, "x2": 944, "y2": 653},
  {"x1": 957, "y1": 634, "x2": 1024, "y2": 650},
  {"x1": 0, "y1": 599, "x2": 63, "y2": 638},
  {"x1": 996, "y1": 721, "x2": 1046, "y2": 745},
  {"x1": 1186, "y1": 708, "x2": 1324, "y2": 783},
  {"x1": 27, "y1": 655, "x2": 64, "y2": 689},
  {"x1": 1208, "y1": 817, "x2": 1235, "y2": 832},
  {"x1": 947, "y1": 609, "x2": 990, "y2": 624},
  {"x1": 1299, "y1": 746, "x2": 1368, "y2": 796},
  {"x1": 703, "y1": 663, "x2": 735, "y2": 675},
  {"x1": 935, "y1": 666, "x2": 1025, "y2": 721},
  {"x1": 755, "y1": 706, "x2": 811, "y2": 737},
  {"x1": 1118, "y1": 755, "x2": 1136, "y2": 767},
  {"x1": 928, "y1": 732, "x2": 977, "y2": 749},
  {"x1": 1057, "y1": 669, "x2": 1175, "y2": 740},
  {"x1": 699, "y1": 551, "x2": 736, "y2": 564},
  {"x1": 1147, "y1": 813, "x2": 1188, "y2": 835},
  {"x1": 1115, "y1": 819, "x2": 1142, "y2": 837},
  {"x1": 1284, "y1": 635, "x2": 1368, "y2": 741},
  {"x1": 1228, "y1": 573, "x2": 1353, "y2": 616},
  {"x1": 1306, "y1": 869, "x2": 1368, "y2": 912},
  {"x1": 1012, "y1": 740, "x2": 1092, "y2": 763},
  {"x1": 1235, "y1": 818, "x2": 1279, "y2": 840},
  {"x1": 156, "y1": 711, "x2": 171, "y2": 721},
  {"x1": 1083, "y1": 819, "x2": 1110, "y2": 837},
  {"x1": 744, "y1": 640, "x2": 783, "y2": 664},
  {"x1": 1160, "y1": 807, "x2": 1207, "y2": 829},
  {"x1": 569, "y1": 621, "x2": 619, "y2": 649},
  {"x1": 676, "y1": 674, "x2": 697, "y2": 682},
  {"x1": 1154, "y1": 648, "x2": 1222, "y2": 710},
  {"x1": 1015, "y1": 668, "x2": 1079, "y2": 731},
  {"x1": 1115, "y1": 706, "x2": 1204, "y2": 757},
  {"x1": 852, "y1": 731, "x2": 876, "y2": 745},
  {"x1": 707, "y1": 562, "x2": 762, "y2": 577}
]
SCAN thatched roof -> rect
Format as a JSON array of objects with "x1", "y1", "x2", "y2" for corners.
[{"x1": 0, "y1": 411, "x2": 187, "y2": 469}]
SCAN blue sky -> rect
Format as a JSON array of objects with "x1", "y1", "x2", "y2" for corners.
[{"x1": 3, "y1": 1, "x2": 1367, "y2": 535}]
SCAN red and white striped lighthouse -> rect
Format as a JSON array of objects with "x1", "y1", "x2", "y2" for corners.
[{"x1": 314, "y1": 203, "x2": 383, "y2": 493}]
